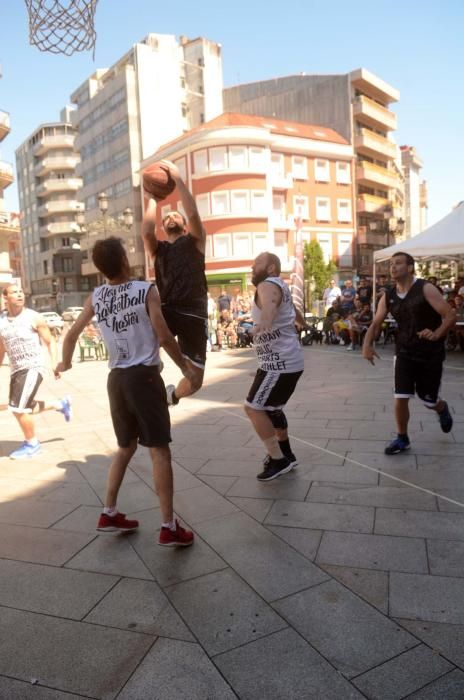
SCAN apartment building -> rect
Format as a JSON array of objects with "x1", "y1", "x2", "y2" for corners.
[
  {"x1": 70, "y1": 33, "x2": 223, "y2": 286},
  {"x1": 15, "y1": 108, "x2": 84, "y2": 310},
  {"x1": 0, "y1": 91, "x2": 15, "y2": 289},
  {"x1": 224, "y1": 68, "x2": 402, "y2": 274},
  {"x1": 401, "y1": 145, "x2": 426, "y2": 237},
  {"x1": 142, "y1": 113, "x2": 355, "y2": 294}
]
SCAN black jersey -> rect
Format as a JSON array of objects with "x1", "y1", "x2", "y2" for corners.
[
  {"x1": 154, "y1": 234, "x2": 207, "y2": 318},
  {"x1": 386, "y1": 278, "x2": 444, "y2": 359}
]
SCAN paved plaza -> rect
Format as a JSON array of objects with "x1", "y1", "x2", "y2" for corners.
[{"x1": 0, "y1": 343, "x2": 464, "y2": 699}]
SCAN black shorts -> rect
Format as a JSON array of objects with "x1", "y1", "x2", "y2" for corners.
[
  {"x1": 9, "y1": 368, "x2": 43, "y2": 413},
  {"x1": 162, "y1": 307, "x2": 208, "y2": 369},
  {"x1": 107, "y1": 365, "x2": 171, "y2": 448},
  {"x1": 245, "y1": 369, "x2": 303, "y2": 410},
  {"x1": 394, "y1": 353, "x2": 443, "y2": 406}
]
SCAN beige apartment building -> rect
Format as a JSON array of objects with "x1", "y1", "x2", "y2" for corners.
[
  {"x1": 70, "y1": 33, "x2": 223, "y2": 286},
  {"x1": 225, "y1": 68, "x2": 404, "y2": 274},
  {"x1": 1, "y1": 94, "x2": 15, "y2": 291},
  {"x1": 401, "y1": 145, "x2": 427, "y2": 237},
  {"x1": 15, "y1": 108, "x2": 84, "y2": 310}
]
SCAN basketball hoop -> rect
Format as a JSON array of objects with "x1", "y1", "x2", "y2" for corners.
[{"x1": 24, "y1": 0, "x2": 99, "y2": 57}]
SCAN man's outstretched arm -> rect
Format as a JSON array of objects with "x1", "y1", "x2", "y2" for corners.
[
  {"x1": 141, "y1": 196, "x2": 158, "y2": 259},
  {"x1": 160, "y1": 160, "x2": 206, "y2": 253}
]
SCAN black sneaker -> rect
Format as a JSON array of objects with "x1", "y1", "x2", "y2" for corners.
[
  {"x1": 263, "y1": 453, "x2": 298, "y2": 469},
  {"x1": 384, "y1": 436, "x2": 411, "y2": 455},
  {"x1": 438, "y1": 401, "x2": 453, "y2": 433},
  {"x1": 257, "y1": 456, "x2": 292, "y2": 481}
]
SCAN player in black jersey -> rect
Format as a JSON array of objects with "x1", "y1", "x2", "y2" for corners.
[
  {"x1": 363, "y1": 252, "x2": 456, "y2": 454},
  {"x1": 142, "y1": 160, "x2": 207, "y2": 406}
]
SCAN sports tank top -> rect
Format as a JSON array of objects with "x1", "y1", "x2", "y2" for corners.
[
  {"x1": 386, "y1": 278, "x2": 445, "y2": 358},
  {"x1": 154, "y1": 233, "x2": 207, "y2": 318},
  {"x1": 252, "y1": 277, "x2": 304, "y2": 373},
  {"x1": 92, "y1": 281, "x2": 160, "y2": 369},
  {"x1": 0, "y1": 308, "x2": 44, "y2": 375}
]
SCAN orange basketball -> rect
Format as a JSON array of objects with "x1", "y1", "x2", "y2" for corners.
[{"x1": 143, "y1": 162, "x2": 176, "y2": 201}]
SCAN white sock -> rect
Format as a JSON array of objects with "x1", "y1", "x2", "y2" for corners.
[
  {"x1": 27, "y1": 438, "x2": 39, "y2": 446},
  {"x1": 103, "y1": 506, "x2": 118, "y2": 517},
  {"x1": 162, "y1": 520, "x2": 176, "y2": 531}
]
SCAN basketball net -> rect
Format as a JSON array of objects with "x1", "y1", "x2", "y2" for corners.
[{"x1": 24, "y1": 0, "x2": 98, "y2": 57}]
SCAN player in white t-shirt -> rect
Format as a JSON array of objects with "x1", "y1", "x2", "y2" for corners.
[{"x1": 0, "y1": 284, "x2": 71, "y2": 459}]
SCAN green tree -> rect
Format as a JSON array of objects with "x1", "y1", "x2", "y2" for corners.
[{"x1": 303, "y1": 240, "x2": 337, "y2": 300}]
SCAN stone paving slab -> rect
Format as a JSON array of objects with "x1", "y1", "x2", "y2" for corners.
[
  {"x1": 352, "y1": 644, "x2": 453, "y2": 699},
  {"x1": 0, "y1": 606, "x2": 154, "y2": 699},
  {"x1": 40, "y1": 481, "x2": 102, "y2": 506},
  {"x1": 85, "y1": 577, "x2": 195, "y2": 640},
  {"x1": 297, "y1": 464, "x2": 379, "y2": 484},
  {"x1": 51, "y1": 504, "x2": 104, "y2": 532},
  {"x1": 407, "y1": 669, "x2": 464, "y2": 699},
  {"x1": 166, "y1": 568, "x2": 287, "y2": 655},
  {"x1": 264, "y1": 499, "x2": 374, "y2": 533},
  {"x1": 228, "y1": 496, "x2": 274, "y2": 522},
  {"x1": 215, "y1": 627, "x2": 363, "y2": 699},
  {"x1": 0, "y1": 523, "x2": 96, "y2": 566},
  {"x1": 65, "y1": 533, "x2": 155, "y2": 580},
  {"x1": 226, "y1": 475, "x2": 311, "y2": 501},
  {"x1": 117, "y1": 638, "x2": 236, "y2": 700},
  {"x1": 266, "y1": 525, "x2": 322, "y2": 560},
  {"x1": 316, "y1": 531, "x2": 428, "y2": 573},
  {"x1": 173, "y1": 484, "x2": 239, "y2": 524},
  {"x1": 197, "y1": 474, "x2": 238, "y2": 494},
  {"x1": 273, "y1": 578, "x2": 416, "y2": 678},
  {"x1": 320, "y1": 564, "x2": 389, "y2": 613},
  {"x1": 0, "y1": 497, "x2": 80, "y2": 528},
  {"x1": 0, "y1": 677, "x2": 86, "y2": 699},
  {"x1": 0, "y1": 558, "x2": 118, "y2": 619},
  {"x1": 306, "y1": 483, "x2": 438, "y2": 511},
  {"x1": 390, "y1": 573, "x2": 464, "y2": 624},
  {"x1": 375, "y1": 508, "x2": 464, "y2": 540},
  {"x1": 396, "y1": 619, "x2": 464, "y2": 670},
  {"x1": 427, "y1": 539, "x2": 464, "y2": 577},
  {"x1": 378, "y1": 467, "x2": 464, "y2": 491}
]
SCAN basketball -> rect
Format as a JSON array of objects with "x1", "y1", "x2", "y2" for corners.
[{"x1": 143, "y1": 162, "x2": 176, "y2": 201}]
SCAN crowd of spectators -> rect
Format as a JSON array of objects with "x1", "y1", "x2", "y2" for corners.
[{"x1": 207, "y1": 290, "x2": 254, "y2": 351}]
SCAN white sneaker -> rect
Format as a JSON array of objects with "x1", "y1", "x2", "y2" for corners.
[
  {"x1": 346, "y1": 344, "x2": 355, "y2": 351},
  {"x1": 339, "y1": 339, "x2": 345, "y2": 346},
  {"x1": 166, "y1": 384, "x2": 179, "y2": 406}
]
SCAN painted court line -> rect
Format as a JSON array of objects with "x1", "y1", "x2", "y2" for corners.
[{"x1": 219, "y1": 407, "x2": 464, "y2": 510}]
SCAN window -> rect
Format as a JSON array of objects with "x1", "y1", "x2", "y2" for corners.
[
  {"x1": 294, "y1": 195, "x2": 309, "y2": 221},
  {"x1": 271, "y1": 153, "x2": 284, "y2": 177},
  {"x1": 274, "y1": 230, "x2": 288, "y2": 251},
  {"x1": 213, "y1": 233, "x2": 231, "y2": 258},
  {"x1": 205, "y1": 236, "x2": 213, "y2": 259},
  {"x1": 337, "y1": 199, "x2": 352, "y2": 223},
  {"x1": 195, "y1": 194, "x2": 210, "y2": 218},
  {"x1": 336, "y1": 161, "x2": 351, "y2": 184},
  {"x1": 230, "y1": 190, "x2": 249, "y2": 215},
  {"x1": 253, "y1": 233, "x2": 269, "y2": 254},
  {"x1": 64, "y1": 277, "x2": 74, "y2": 291},
  {"x1": 209, "y1": 147, "x2": 227, "y2": 172},
  {"x1": 43, "y1": 260, "x2": 48, "y2": 275},
  {"x1": 176, "y1": 201, "x2": 186, "y2": 219},
  {"x1": 233, "y1": 233, "x2": 252, "y2": 258},
  {"x1": 292, "y1": 156, "x2": 307, "y2": 179},
  {"x1": 316, "y1": 197, "x2": 331, "y2": 222},
  {"x1": 229, "y1": 145, "x2": 248, "y2": 169},
  {"x1": 250, "y1": 191, "x2": 267, "y2": 215},
  {"x1": 174, "y1": 157, "x2": 187, "y2": 181},
  {"x1": 248, "y1": 146, "x2": 266, "y2": 170},
  {"x1": 317, "y1": 235, "x2": 332, "y2": 264},
  {"x1": 211, "y1": 191, "x2": 229, "y2": 216},
  {"x1": 338, "y1": 235, "x2": 353, "y2": 267},
  {"x1": 315, "y1": 159, "x2": 330, "y2": 182},
  {"x1": 193, "y1": 149, "x2": 208, "y2": 174}
]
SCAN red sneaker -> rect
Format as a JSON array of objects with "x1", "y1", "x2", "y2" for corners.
[
  {"x1": 97, "y1": 512, "x2": 139, "y2": 532},
  {"x1": 158, "y1": 519, "x2": 194, "y2": 547}
]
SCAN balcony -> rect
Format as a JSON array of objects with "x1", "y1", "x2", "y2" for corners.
[
  {"x1": 354, "y1": 128, "x2": 397, "y2": 160},
  {"x1": 270, "y1": 213, "x2": 295, "y2": 229},
  {"x1": 357, "y1": 193, "x2": 390, "y2": 215},
  {"x1": 269, "y1": 172, "x2": 294, "y2": 190},
  {"x1": 32, "y1": 134, "x2": 75, "y2": 155},
  {"x1": 356, "y1": 161, "x2": 398, "y2": 190},
  {"x1": 0, "y1": 110, "x2": 11, "y2": 141},
  {"x1": 36, "y1": 178, "x2": 83, "y2": 197},
  {"x1": 34, "y1": 155, "x2": 80, "y2": 176},
  {"x1": 40, "y1": 222, "x2": 80, "y2": 237},
  {"x1": 357, "y1": 226, "x2": 389, "y2": 247},
  {"x1": 38, "y1": 200, "x2": 82, "y2": 218},
  {"x1": 353, "y1": 95, "x2": 397, "y2": 132},
  {"x1": 0, "y1": 161, "x2": 14, "y2": 189}
]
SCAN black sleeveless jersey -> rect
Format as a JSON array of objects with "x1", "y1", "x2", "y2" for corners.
[
  {"x1": 154, "y1": 233, "x2": 207, "y2": 318},
  {"x1": 386, "y1": 278, "x2": 444, "y2": 359}
]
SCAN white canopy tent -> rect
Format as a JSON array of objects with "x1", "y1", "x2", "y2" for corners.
[{"x1": 373, "y1": 201, "x2": 464, "y2": 263}]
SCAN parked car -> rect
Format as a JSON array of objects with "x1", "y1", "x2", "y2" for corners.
[
  {"x1": 40, "y1": 311, "x2": 65, "y2": 330},
  {"x1": 62, "y1": 306, "x2": 84, "y2": 322}
]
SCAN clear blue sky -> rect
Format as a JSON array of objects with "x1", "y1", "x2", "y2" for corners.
[{"x1": 1, "y1": 0, "x2": 463, "y2": 225}]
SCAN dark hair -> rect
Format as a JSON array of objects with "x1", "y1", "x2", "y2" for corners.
[
  {"x1": 92, "y1": 237, "x2": 128, "y2": 279},
  {"x1": 265, "y1": 252, "x2": 281, "y2": 275},
  {"x1": 392, "y1": 251, "x2": 415, "y2": 270}
]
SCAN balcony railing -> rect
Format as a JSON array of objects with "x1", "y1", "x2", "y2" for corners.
[
  {"x1": 269, "y1": 172, "x2": 294, "y2": 190},
  {"x1": 32, "y1": 134, "x2": 75, "y2": 155},
  {"x1": 357, "y1": 161, "x2": 398, "y2": 190},
  {"x1": 353, "y1": 95, "x2": 397, "y2": 131},
  {"x1": 38, "y1": 200, "x2": 82, "y2": 217},
  {"x1": 357, "y1": 193, "x2": 390, "y2": 214},
  {"x1": 357, "y1": 226, "x2": 389, "y2": 247},
  {"x1": 36, "y1": 178, "x2": 82, "y2": 197},
  {"x1": 0, "y1": 160, "x2": 14, "y2": 188},
  {"x1": 354, "y1": 128, "x2": 397, "y2": 160},
  {"x1": 34, "y1": 156, "x2": 80, "y2": 175},
  {"x1": 0, "y1": 110, "x2": 11, "y2": 141}
]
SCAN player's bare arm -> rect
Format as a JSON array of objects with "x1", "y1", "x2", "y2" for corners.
[
  {"x1": 160, "y1": 159, "x2": 206, "y2": 254},
  {"x1": 418, "y1": 283, "x2": 456, "y2": 340},
  {"x1": 254, "y1": 281, "x2": 282, "y2": 336},
  {"x1": 363, "y1": 294, "x2": 388, "y2": 365},
  {"x1": 146, "y1": 286, "x2": 195, "y2": 381},
  {"x1": 35, "y1": 315, "x2": 58, "y2": 372},
  {"x1": 141, "y1": 196, "x2": 158, "y2": 259},
  {"x1": 56, "y1": 296, "x2": 95, "y2": 373},
  {"x1": 0, "y1": 336, "x2": 5, "y2": 366}
]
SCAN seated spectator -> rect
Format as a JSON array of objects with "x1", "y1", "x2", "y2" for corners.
[
  {"x1": 207, "y1": 292, "x2": 218, "y2": 351},
  {"x1": 323, "y1": 299, "x2": 342, "y2": 343},
  {"x1": 217, "y1": 289, "x2": 232, "y2": 313},
  {"x1": 332, "y1": 308, "x2": 351, "y2": 345},
  {"x1": 236, "y1": 301, "x2": 254, "y2": 347},
  {"x1": 346, "y1": 302, "x2": 373, "y2": 351},
  {"x1": 375, "y1": 275, "x2": 390, "y2": 307},
  {"x1": 357, "y1": 277, "x2": 373, "y2": 306},
  {"x1": 216, "y1": 309, "x2": 237, "y2": 348}
]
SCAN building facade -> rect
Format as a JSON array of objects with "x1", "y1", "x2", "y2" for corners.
[
  {"x1": 15, "y1": 108, "x2": 84, "y2": 311},
  {"x1": 401, "y1": 145, "x2": 426, "y2": 238},
  {"x1": 70, "y1": 33, "x2": 223, "y2": 287},
  {"x1": 224, "y1": 69, "x2": 403, "y2": 275},
  {"x1": 1, "y1": 88, "x2": 15, "y2": 291},
  {"x1": 142, "y1": 113, "x2": 355, "y2": 295}
]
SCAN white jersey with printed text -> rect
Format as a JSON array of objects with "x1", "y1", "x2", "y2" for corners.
[
  {"x1": 252, "y1": 277, "x2": 304, "y2": 373},
  {"x1": 0, "y1": 308, "x2": 44, "y2": 375}
]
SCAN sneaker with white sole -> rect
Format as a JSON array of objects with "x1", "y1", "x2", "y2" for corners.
[
  {"x1": 263, "y1": 452, "x2": 298, "y2": 469},
  {"x1": 257, "y1": 456, "x2": 292, "y2": 481},
  {"x1": 9, "y1": 441, "x2": 42, "y2": 459},
  {"x1": 58, "y1": 396, "x2": 72, "y2": 422},
  {"x1": 166, "y1": 384, "x2": 179, "y2": 406},
  {"x1": 97, "y1": 512, "x2": 139, "y2": 532}
]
